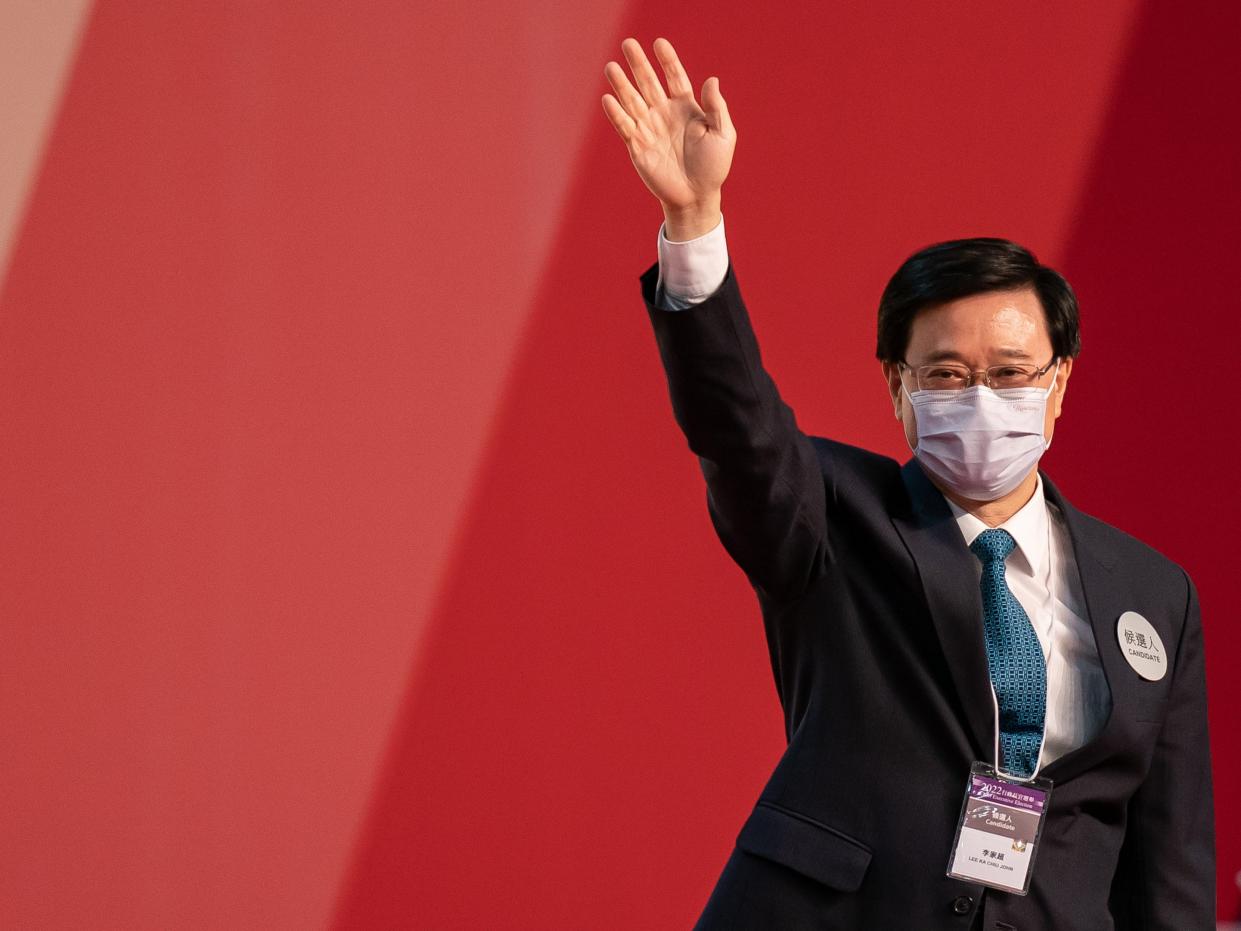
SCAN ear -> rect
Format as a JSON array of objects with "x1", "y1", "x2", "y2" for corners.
[
  {"x1": 881, "y1": 361, "x2": 903, "y2": 419},
  {"x1": 1051, "y1": 357, "x2": 1074, "y2": 418}
]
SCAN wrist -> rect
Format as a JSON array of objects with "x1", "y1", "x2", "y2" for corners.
[{"x1": 662, "y1": 197, "x2": 722, "y2": 242}]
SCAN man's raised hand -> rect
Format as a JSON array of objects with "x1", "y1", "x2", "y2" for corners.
[{"x1": 602, "y1": 37, "x2": 735, "y2": 240}]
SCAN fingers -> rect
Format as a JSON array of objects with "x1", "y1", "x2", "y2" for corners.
[
  {"x1": 601, "y1": 93, "x2": 637, "y2": 142},
  {"x1": 603, "y1": 59, "x2": 649, "y2": 121},
  {"x1": 700, "y1": 75, "x2": 733, "y2": 135},
  {"x1": 652, "y1": 37, "x2": 693, "y2": 98},
  {"x1": 603, "y1": 37, "x2": 718, "y2": 141},
  {"x1": 620, "y1": 37, "x2": 668, "y2": 107}
]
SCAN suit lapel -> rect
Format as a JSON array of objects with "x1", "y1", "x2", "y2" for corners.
[
  {"x1": 1037, "y1": 472, "x2": 1130, "y2": 784},
  {"x1": 891, "y1": 458, "x2": 994, "y2": 760},
  {"x1": 891, "y1": 461, "x2": 1133, "y2": 781}
]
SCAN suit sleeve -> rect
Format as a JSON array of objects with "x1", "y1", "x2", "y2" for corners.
[
  {"x1": 640, "y1": 259, "x2": 830, "y2": 602},
  {"x1": 1110, "y1": 570, "x2": 1216, "y2": 929}
]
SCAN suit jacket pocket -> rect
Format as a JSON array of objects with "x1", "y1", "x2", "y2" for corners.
[
  {"x1": 735, "y1": 800, "x2": 873, "y2": 892},
  {"x1": 1133, "y1": 692, "x2": 1169, "y2": 724}
]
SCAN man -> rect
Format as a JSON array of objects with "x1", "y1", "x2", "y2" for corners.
[{"x1": 602, "y1": 37, "x2": 1214, "y2": 929}]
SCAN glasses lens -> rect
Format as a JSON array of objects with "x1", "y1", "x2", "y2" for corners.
[
  {"x1": 987, "y1": 365, "x2": 1040, "y2": 388},
  {"x1": 916, "y1": 365, "x2": 970, "y2": 390}
]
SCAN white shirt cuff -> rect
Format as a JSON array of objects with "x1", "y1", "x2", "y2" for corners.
[{"x1": 655, "y1": 213, "x2": 728, "y2": 310}]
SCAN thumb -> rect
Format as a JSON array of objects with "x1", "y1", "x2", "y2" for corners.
[{"x1": 700, "y1": 76, "x2": 733, "y2": 135}]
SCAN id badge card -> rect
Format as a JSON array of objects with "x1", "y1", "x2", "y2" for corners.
[{"x1": 946, "y1": 762, "x2": 1052, "y2": 895}]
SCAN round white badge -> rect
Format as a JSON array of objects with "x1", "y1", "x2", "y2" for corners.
[{"x1": 1116, "y1": 611, "x2": 1167, "y2": 681}]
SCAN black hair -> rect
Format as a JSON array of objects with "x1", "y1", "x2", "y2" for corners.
[{"x1": 875, "y1": 237, "x2": 1081, "y2": 362}]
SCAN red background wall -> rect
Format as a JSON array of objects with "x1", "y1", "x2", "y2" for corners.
[{"x1": 1, "y1": 2, "x2": 1237, "y2": 928}]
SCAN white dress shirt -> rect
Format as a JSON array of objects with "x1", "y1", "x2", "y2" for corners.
[
  {"x1": 654, "y1": 215, "x2": 1111, "y2": 770},
  {"x1": 947, "y1": 475, "x2": 1110, "y2": 770},
  {"x1": 655, "y1": 214, "x2": 731, "y2": 310}
]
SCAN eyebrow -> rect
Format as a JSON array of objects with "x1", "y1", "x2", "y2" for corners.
[{"x1": 917, "y1": 347, "x2": 1036, "y2": 363}]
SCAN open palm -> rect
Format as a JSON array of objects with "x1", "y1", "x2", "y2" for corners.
[{"x1": 602, "y1": 37, "x2": 736, "y2": 212}]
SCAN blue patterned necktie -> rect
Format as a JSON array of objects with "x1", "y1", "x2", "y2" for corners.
[{"x1": 969, "y1": 529, "x2": 1047, "y2": 779}]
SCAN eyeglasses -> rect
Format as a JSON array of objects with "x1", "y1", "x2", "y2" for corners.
[{"x1": 898, "y1": 355, "x2": 1059, "y2": 391}]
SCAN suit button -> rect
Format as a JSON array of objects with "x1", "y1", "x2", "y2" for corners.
[{"x1": 952, "y1": 895, "x2": 974, "y2": 915}]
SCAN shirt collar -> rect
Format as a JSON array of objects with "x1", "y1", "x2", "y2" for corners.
[{"x1": 945, "y1": 473, "x2": 1049, "y2": 578}]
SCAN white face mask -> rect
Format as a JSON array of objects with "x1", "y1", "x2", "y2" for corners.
[{"x1": 902, "y1": 362, "x2": 1060, "y2": 501}]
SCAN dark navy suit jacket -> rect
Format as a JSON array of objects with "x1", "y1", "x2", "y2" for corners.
[{"x1": 639, "y1": 259, "x2": 1215, "y2": 930}]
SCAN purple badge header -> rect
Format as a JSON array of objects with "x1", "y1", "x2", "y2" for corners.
[{"x1": 970, "y1": 775, "x2": 1048, "y2": 814}]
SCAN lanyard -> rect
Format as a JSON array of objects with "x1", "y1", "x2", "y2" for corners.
[{"x1": 987, "y1": 497, "x2": 1059, "y2": 782}]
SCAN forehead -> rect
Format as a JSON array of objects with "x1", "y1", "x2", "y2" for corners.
[{"x1": 904, "y1": 286, "x2": 1052, "y2": 361}]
